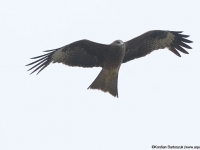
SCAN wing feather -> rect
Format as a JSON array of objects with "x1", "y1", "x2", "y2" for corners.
[
  {"x1": 26, "y1": 40, "x2": 109, "y2": 74},
  {"x1": 169, "y1": 47, "x2": 181, "y2": 57},
  {"x1": 178, "y1": 41, "x2": 192, "y2": 49},
  {"x1": 123, "y1": 30, "x2": 193, "y2": 63},
  {"x1": 172, "y1": 43, "x2": 189, "y2": 54},
  {"x1": 27, "y1": 56, "x2": 49, "y2": 66}
]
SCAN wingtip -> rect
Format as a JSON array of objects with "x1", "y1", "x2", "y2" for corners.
[
  {"x1": 36, "y1": 71, "x2": 40, "y2": 75},
  {"x1": 185, "y1": 45, "x2": 192, "y2": 49},
  {"x1": 171, "y1": 31, "x2": 183, "y2": 34},
  {"x1": 43, "y1": 50, "x2": 54, "y2": 52},
  {"x1": 26, "y1": 62, "x2": 32, "y2": 66}
]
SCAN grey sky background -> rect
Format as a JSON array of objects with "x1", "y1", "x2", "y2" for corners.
[{"x1": 1, "y1": 0, "x2": 200, "y2": 149}]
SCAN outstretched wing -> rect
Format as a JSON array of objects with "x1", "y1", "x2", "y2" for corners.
[
  {"x1": 26, "y1": 40, "x2": 110, "y2": 74},
  {"x1": 123, "y1": 30, "x2": 193, "y2": 63}
]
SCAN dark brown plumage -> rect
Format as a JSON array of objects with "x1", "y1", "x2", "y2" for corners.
[{"x1": 26, "y1": 30, "x2": 193, "y2": 97}]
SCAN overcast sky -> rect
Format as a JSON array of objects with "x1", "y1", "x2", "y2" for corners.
[{"x1": 1, "y1": 0, "x2": 200, "y2": 150}]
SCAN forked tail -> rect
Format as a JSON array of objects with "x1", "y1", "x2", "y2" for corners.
[{"x1": 88, "y1": 69, "x2": 119, "y2": 97}]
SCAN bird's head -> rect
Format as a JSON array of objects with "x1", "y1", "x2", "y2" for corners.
[{"x1": 112, "y1": 40, "x2": 125, "y2": 47}]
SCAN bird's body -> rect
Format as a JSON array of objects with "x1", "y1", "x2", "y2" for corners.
[
  {"x1": 26, "y1": 30, "x2": 193, "y2": 97},
  {"x1": 88, "y1": 40, "x2": 125, "y2": 97}
]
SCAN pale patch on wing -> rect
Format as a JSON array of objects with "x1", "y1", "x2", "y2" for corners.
[
  {"x1": 158, "y1": 32, "x2": 175, "y2": 48},
  {"x1": 51, "y1": 47, "x2": 65, "y2": 63}
]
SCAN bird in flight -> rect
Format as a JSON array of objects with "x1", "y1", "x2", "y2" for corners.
[{"x1": 26, "y1": 30, "x2": 192, "y2": 97}]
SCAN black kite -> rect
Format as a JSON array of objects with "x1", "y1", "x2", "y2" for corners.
[{"x1": 26, "y1": 30, "x2": 193, "y2": 97}]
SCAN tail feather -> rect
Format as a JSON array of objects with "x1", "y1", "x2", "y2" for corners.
[{"x1": 88, "y1": 69, "x2": 119, "y2": 97}]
